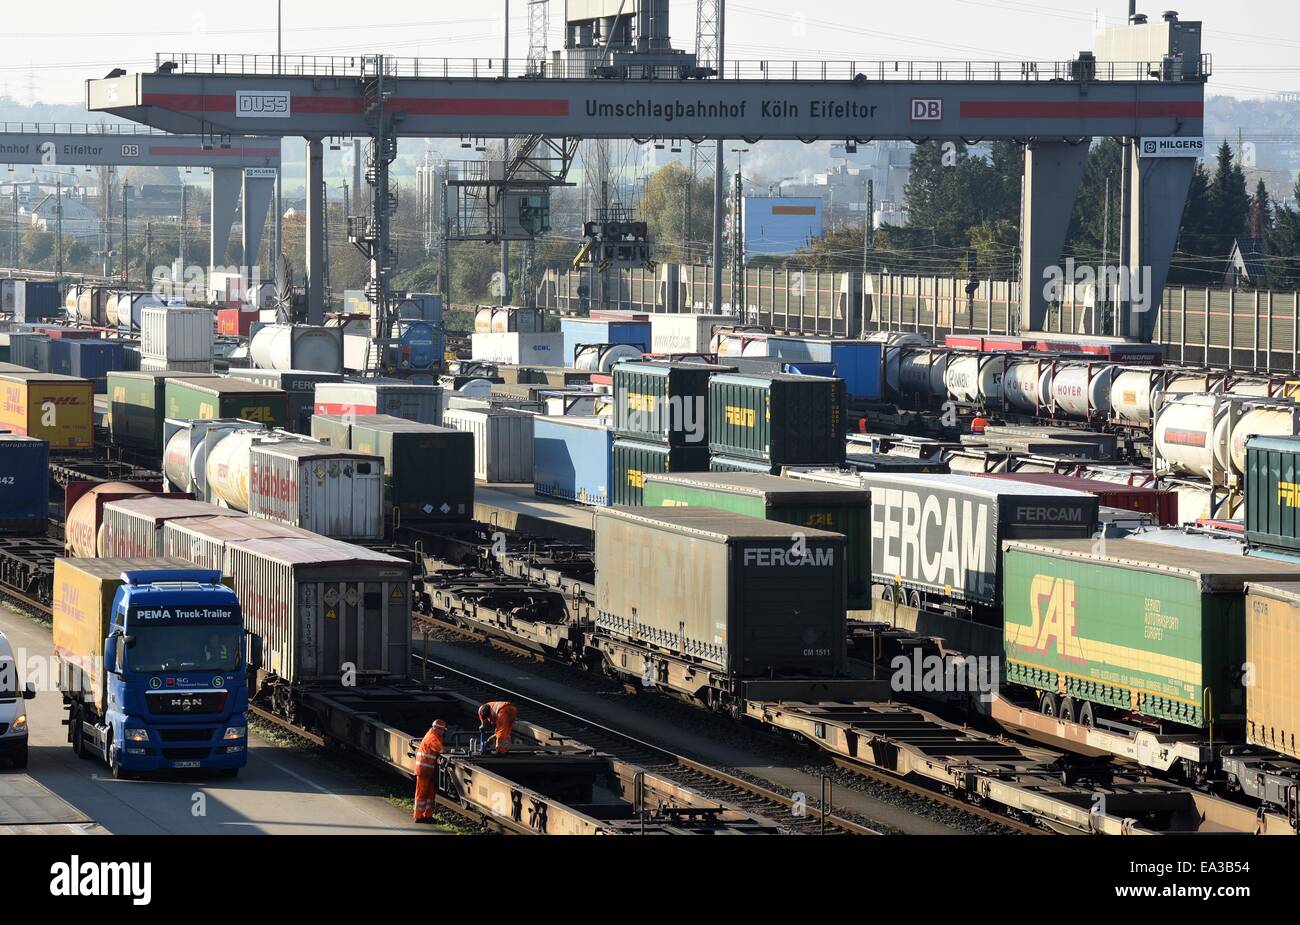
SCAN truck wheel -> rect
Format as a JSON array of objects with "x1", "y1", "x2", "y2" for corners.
[
  {"x1": 1077, "y1": 702, "x2": 1096, "y2": 728},
  {"x1": 71, "y1": 712, "x2": 92, "y2": 760},
  {"x1": 1039, "y1": 692, "x2": 1059, "y2": 718},
  {"x1": 106, "y1": 734, "x2": 130, "y2": 781},
  {"x1": 1059, "y1": 697, "x2": 1076, "y2": 724}
]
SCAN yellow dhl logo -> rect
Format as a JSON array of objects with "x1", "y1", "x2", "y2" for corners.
[
  {"x1": 625, "y1": 392, "x2": 656, "y2": 412},
  {"x1": 1279, "y1": 481, "x2": 1300, "y2": 508},
  {"x1": 1023, "y1": 575, "x2": 1086, "y2": 662},
  {"x1": 725, "y1": 405, "x2": 756, "y2": 427},
  {"x1": 627, "y1": 469, "x2": 645, "y2": 488}
]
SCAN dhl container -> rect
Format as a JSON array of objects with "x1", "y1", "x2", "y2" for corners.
[
  {"x1": 107, "y1": 370, "x2": 218, "y2": 453},
  {"x1": 1242, "y1": 581, "x2": 1300, "y2": 760},
  {"x1": 611, "y1": 437, "x2": 708, "y2": 506},
  {"x1": 0, "y1": 371, "x2": 94, "y2": 450},
  {"x1": 164, "y1": 378, "x2": 287, "y2": 427},
  {"x1": 708, "y1": 372, "x2": 845, "y2": 466},
  {"x1": 228, "y1": 536, "x2": 412, "y2": 685}
]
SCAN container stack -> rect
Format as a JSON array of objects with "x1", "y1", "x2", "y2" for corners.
[
  {"x1": 560, "y1": 317, "x2": 651, "y2": 367},
  {"x1": 140, "y1": 306, "x2": 214, "y2": 373},
  {"x1": 610, "y1": 362, "x2": 717, "y2": 505},
  {"x1": 707, "y1": 372, "x2": 847, "y2": 474},
  {"x1": 107, "y1": 370, "x2": 218, "y2": 455}
]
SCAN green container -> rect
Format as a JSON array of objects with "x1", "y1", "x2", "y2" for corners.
[
  {"x1": 708, "y1": 372, "x2": 845, "y2": 466},
  {"x1": 643, "y1": 471, "x2": 872, "y2": 609},
  {"x1": 1245, "y1": 435, "x2": 1300, "y2": 555},
  {"x1": 0, "y1": 344, "x2": 9, "y2": 363},
  {"x1": 709, "y1": 454, "x2": 781, "y2": 475},
  {"x1": 309, "y1": 413, "x2": 354, "y2": 449},
  {"x1": 108, "y1": 370, "x2": 216, "y2": 452},
  {"x1": 164, "y1": 378, "x2": 287, "y2": 428},
  {"x1": 349, "y1": 415, "x2": 474, "y2": 522},
  {"x1": 611, "y1": 438, "x2": 709, "y2": 506},
  {"x1": 612, "y1": 361, "x2": 722, "y2": 447},
  {"x1": 1003, "y1": 538, "x2": 1300, "y2": 730}
]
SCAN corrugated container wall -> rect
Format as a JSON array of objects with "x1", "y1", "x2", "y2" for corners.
[
  {"x1": 108, "y1": 371, "x2": 216, "y2": 453},
  {"x1": 1243, "y1": 582, "x2": 1300, "y2": 760},
  {"x1": 533, "y1": 416, "x2": 614, "y2": 506},
  {"x1": 613, "y1": 361, "x2": 720, "y2": 447},
  {"x1": 140, "y1": 307, "x2": 213, "y2": 361},
  {"x1": 248, "y1": 442, "x2": 385, "y2": 540},
  {"x1": 349, "y1": 417, "x2": 474, "y2": 522},
  {"x1": 441, "y1": 408, "x2": 535, "y2": 483},
  {"x1": 99, "y1": 496, "x2": 235, "y2": 557},
  {"x1": 0, "y1": 435, "x2": 49, "y2": 533},
  {"x1": 228, "y1": 537, "x2": 412, "y2": 685},
  {"x1": 313, "y1": 380, "x2": 443, "y2": 424},
  {"x1": 611, "y1": 438, "x2": 709, "y2": 506},
  {"x1": 161, "y1": 515, "x2": 311, "y2": 575},
  {"x1": 708, "y1": 373, "x2": 846, "y2": 466},
  {"x1": 1245, "y1": 436, "x2": 1300, "y2": 557},
  {"x1": 165, "y1": 378, "x2": 287, "y2": 428},
  {"x1": 0, "y1": 372, "x2": 93, "y2": 450}
]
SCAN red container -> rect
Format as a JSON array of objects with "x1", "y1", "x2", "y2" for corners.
[
  {"x1": 217, "y1": 308, "x2": 257, "y2": 337},
  {"x1": 977, "y1": 471, "x2": 1178, "y2": 525},
  {"x1": 31, "y1": 325, "x2": 101, "y2": 340}
]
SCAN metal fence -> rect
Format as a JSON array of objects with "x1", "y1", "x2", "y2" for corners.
[{"x1": 539, "y1": 264, "x2": 1300, "y2": 373}]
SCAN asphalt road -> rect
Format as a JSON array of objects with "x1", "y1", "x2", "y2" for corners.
[{"x1": 0, "y1": 604, "x2": 434, "y2": 835}]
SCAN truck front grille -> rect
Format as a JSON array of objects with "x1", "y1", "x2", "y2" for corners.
[
  {"x1": 161, "y1": 747, "x2": 212, "y2": 760},
  {"x1": 146, "y1": 690, "x2": 228, "y2": 715},
  {"x1": 157, "y1": 728, "x2": 213, "y2": 742}
]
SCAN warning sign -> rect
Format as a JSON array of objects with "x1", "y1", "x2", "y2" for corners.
[
  {"x1": 391, "y1": 584, "x2": 405, "y2": 600},
  {"x1": 324, "y1": 588, "x2": 340, "y2": 607}
]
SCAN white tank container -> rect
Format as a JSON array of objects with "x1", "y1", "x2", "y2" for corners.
[
  {"x1": 1153, "y1": 394, "x2": 1232, "y2": 479},
  {"x1": 442, "y1": 408, "x2": 535, "y2": 483},
  {"x1": 140, "y1": 306, "x2": 213, "y2": 361},
  {"x1": 1229, "y1": 407, "x2": 1298, "y2": 474},
  {"x1": 865, "y1": 331, "x2": 929, "y2": 348},
  {"x1": 714, "y1": 332, "x2": 770, "y2": 357},
  {"x1": 1003, "y1": 359, "x2": 1052, "y2": 413},
  {"x1": 250, "y1": 324, "x2": 344, "y2": 373},
  {"x1": 1110, "y1": 370, "x2": 1219, "y2": 425},
  {"x1": 887, "y1": 348, "x2": 950, "y2": 400},
  {"x1": 205, "y1": 429, "x2": 272, "y2": 512},
  {"x1": 574, "y1": 343, "x2": 641, "y2": 373},
  {"x1": 944, "y1": 353, "x2": 1006, "y2": 404},
  {"x1": 1224, "y1": 378, "x2": 1274, "y2": 397},
  {"x1": 1052, "y1": 364, "x2": 1117, "y2": 419},
  {"x1": 474, "y1": 305, "x2": 543, "y2": 334}
]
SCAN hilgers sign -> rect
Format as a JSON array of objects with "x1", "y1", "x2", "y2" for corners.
[
  {"x1": 236, "y1": 90, "x2": 291, "y2": 118},
  {"x1": 1140, "y1": 136, "x2": 1204, "y2": 158}
]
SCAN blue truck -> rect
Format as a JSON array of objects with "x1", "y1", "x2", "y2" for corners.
[{"x1": 53, "y1": 558, "x2": 258, "y2": 778}]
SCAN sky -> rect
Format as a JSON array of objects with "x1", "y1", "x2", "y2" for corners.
[{"x1": 1, "y1": 0, "x2": 1297, "y2": 104}]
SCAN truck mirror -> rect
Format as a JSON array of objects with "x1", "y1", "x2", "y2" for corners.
[
  {"x1": 247, "y1": 633, "x2": 263, "y2": 672},
  {"x1": 104, "y1": 635, "x2": 121, "y2": 675},
  {"x1": 23, "y1": 682, "x2": 36, "y2": 700}
]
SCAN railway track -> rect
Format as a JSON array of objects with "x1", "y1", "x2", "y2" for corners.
[{"x1": 411, "y1": 653, "x2": 882, "y2": 835}]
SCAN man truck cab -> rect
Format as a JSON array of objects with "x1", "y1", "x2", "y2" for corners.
[{"x1": 0, "y1": 631, "x2": 37, "y2": 769}]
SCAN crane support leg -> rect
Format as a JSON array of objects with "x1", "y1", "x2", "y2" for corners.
[
  {"x1": 306, "y1": 136, "x2": 326, "y2": 324},
  {"x1": 1125, "y1": 148, "x2": 1195, "y2": 342},
  {"x1": 209, "y1": 167, "x2": 242, "y2": 274},
  {"x1": 1017, "y1": 140, "x2": 1089, "y2": 336},
  {"x1": 241, "y1": 172, "x2": 276, "y2": 278}
]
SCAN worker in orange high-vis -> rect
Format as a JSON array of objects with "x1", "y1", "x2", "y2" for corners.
[
  {"x1": 412, "y1": 718, "x2": 447, "y2": 823},
  {"x1": 478, "y1": 701, "x2": 518, "y2": 754}
]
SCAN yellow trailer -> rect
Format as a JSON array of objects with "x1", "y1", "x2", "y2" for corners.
[{"x1": 0, "y1": 371, "x2": 94, "y2": 450}]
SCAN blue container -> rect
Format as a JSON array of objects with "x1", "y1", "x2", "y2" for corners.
[
  {"x1": 393, "y1": 319, "x2": 443, "y2": 372},
  {"x1": 533, "y1": 416, "x2": 614, "y2": 506},
  {"x1": 45, "y1": 339, "x2": 72, "y2": 375},
  {"x1": 0, "y1": 434, "x2": 50, "y2": 533},
  {"x1": 68, "y1": 340, "x2": 126, "y2": 391},
  {"x1": 13, "y1": 280, "x2": 64, "y2": 322},
  {"x1": 766, "y1": 337, "x2": 882, "y2": 400},
  {"x1": 9, "y1": 333, "x2": 49, "y2": 370},
  {"x1": 560, "y1": 319, "x2": 651, "y2": 366}
]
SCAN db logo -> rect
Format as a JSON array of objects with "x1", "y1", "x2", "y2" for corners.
[
  {"x1": 910, "y1": 98, "x2": 943, "y2": 121},
  {"x1": 121, "y1": 144, "x2": 140, "y2": 157}
]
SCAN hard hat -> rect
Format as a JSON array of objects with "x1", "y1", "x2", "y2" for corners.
[{"x1": 432, "y1": 719, "x2": 447, "y2": 732}]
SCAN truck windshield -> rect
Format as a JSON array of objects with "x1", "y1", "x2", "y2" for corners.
[{"x1": 126, "y1": 625, "x2": 243, "y2": 673}]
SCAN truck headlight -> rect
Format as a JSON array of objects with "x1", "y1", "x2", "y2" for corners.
[
  {"x1": 11, "y1": 714, "x2": 26, "y2": 733},
  {"x1": 223, "y1": 726, "x2": 246, "y2": 740},
  {"x1": 125, "y1": 727, "x2": 149, "y2": 743}
]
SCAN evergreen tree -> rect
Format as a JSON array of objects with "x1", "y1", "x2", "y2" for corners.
[
  {"x1": 1250, "y1": 178, "x2": 1273, "y2": 239},
  {"x1": 1209, "y1": 140, "x2": 1250, "y2": 249}
]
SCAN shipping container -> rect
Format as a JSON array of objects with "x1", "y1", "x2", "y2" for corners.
[
  {"x1": 533, "y1": 416, "x2": 614, "y2": 506},
  {"x1": 709, "y1": 454, "x2": 782, "y2": 475},
  {"x1": 857, "y1": 473, "x2": 1099, "y2": 610},
  {"x1": 75, "y1": 286, "x2": 111, "y2": 326},
  {"x1": 228, "y1": 536, "x2": 412, "y2": 685},
  {"x1": 64, "y1": 340, "x2": 126, "y2": 392},
  {"x1": 313, "y1": 380, "x2": 442, "y2": 424},
  {"x1": 308, "y1": 413, "x2": 353, "y2": 448},
  {"x1": 349, "y1": 416, "x2": 474, "y2": 522},
  {"x1": 611, "y1": 438, "x2": 709, "y2": 506},
  {"x1": 250, "y1": 324, "x2": 345, "y2": 373},
  {"x1": 495, "y1": 365, "x2": 591, "y2": 388},
  {"x1": 216, "y1": 308, "x2": 257, "y2": 337},
  {"x1": 471, "y1": 331, "x2": 564, "y2": 367},
  {"x1": 708, "y1": 372, "x2": 846, "y2": 466},
  {"x1": 1244, "y1": 435, "x2": 1300, "y2": 557},
  {"x1": 247, "y1": 441, "x2": 385, "y2": 540},
  {"x1": 110, "y1": 292, "x2": 167, "y2": 332},
  {"x1": 642, "y1": 471, "x2": 872, "y2": 608},
  {"x1": 977, "y1": 472, "x2": 1178, "y2": 525},
  {"x1": 165, "y1": 378, "x2": 287, "y2": 428},
  {"x1": 0, "y1": 371, "x2": 94, "y2": 450},
  {"x1": 1003, "y1": 539, "x2": 1300, "y2": 730},
  {"x1": 140, "y1": 357, "x2": 214, "y2": 374},
  {"x1": 1242, "y1": 581, "x2": 1300, "y2": 760},
  {"x1": 100, "y1": 496, "x2": 234, "y2": 557},
  {"x1": 64, "y1": 482, "x2": 158, "y2": 557},
  {"x1": 473, "y1": 305, "x2": 542, "y2": 334},
  {"x1": 613, "y1": 361, "x2": 721, "y2": 448},
  {"x1": 140, "y1": 306, "x2": 213, "y2": 361},
  {"x1": 441, "y1": 408, "x2": 535, "y2": 483},
  {"x1": 560, "y1": 318, "x2": 650, "y2": 366},
  {"x1": 107, "y1": 371, "x2": 217, "y2": 454},
  {"x1": 0, "y1": 434, "x2": 48, "y2": 533},
  {"x1": 202, "y1": 428, "x2": 294, "y2": 509},
  {"x1": 649, "y1": 313, "x2": 735, "y2": 354},
  {"x1": 765, "y1": 337, "x2": 883, "y2": 400},
  {"x1": 8, "y1": 332, "x2": 48, "y2": 370},
  {"x1": 161, "y1": 514, "x2": 312, "y2": 575},
  {"x1": 52, "y1": 557, "x2": 199, "y2": 714},
  {"x1": 594, "y1": 506, "x2": 847, "y2": 678},
  {"x1": 9, "y1": 280, "x2": 63, "y2": 322},
  {"x1": 228, "y1": 368, "x2": 342, "y2": 434}
]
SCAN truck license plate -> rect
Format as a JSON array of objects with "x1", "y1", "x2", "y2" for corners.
[{"x1": 172, "y1": 760, "x2": 200, "y2": 769}]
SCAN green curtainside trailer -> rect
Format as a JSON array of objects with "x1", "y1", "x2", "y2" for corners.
[
  {"x1": 108, "y1": 370, "x2": 217, "y2": 453},
  {"x1": 642, "y1": 471, "x2": 872, "y2": 610},
  {"x1": 164, "y1": 378, "x2": 288, "y2": 428},
  {"x1": 1002, "y1": 538, "x2": 1300, "y2": 731}
]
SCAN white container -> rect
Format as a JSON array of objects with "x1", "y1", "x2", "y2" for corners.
[
  {"x1": 99, "y1": 495, "x2": 235, "y2": 557},
  {"x1": 140, "y1": 306, "x2": 213, "y2": 361},
  {"x1": 887, "y1": 347, "x2": 950, "y2": 400},
  {"x1": 944, "y1": 353, "x2": 1006, "y2": 404},
  {"x1": 227, "y1": 536, "x2": 412, "y2": 685},
  {"x1": 470, "y1": 331, "x2": 564, "y2": 366},
  {"x1": 1153, "y1": 394, "x2": 1230, "y2": 479},
  {"x1": 714, "y1": 331, "x2": 769, "y2": 357},
  {"x1": 474, "y1": 305, "x2": 542, "y2": 333},
  {"x1": 163, "y1": 419, "x2": 251, "y2": 497},
  {"x1": 1003, "y1": 359, "x2": 1052, "y2": 413},
  {"x1": 140, "y1": 357, "x2": 214, "y2": 374},
  {"x1": 1051, "y1": 363, "x2": 1117, "y2": 419},
  {"x1": 161, "y1": 513, "x2": 310, "y2": 575},
  {"x1": 574, "y1": 343, "x2": 641, "y2": 373},
  {"x1": 442, "y1": 408, "x2": 535, "y2": 483},
  {"x1": 865, "y1": 331, "x2": 930, "y2": 348},
  {"x1": 649, "y1": 314, "x2": 734, "y2": 354},
  {"x1": 314, "y1": 380, "x2": 443, "y2": 424},
  {"x1": 1109, "y1": 369, "x2": 1217, "y2": 425},
  {"x1": 250, "y1": 324, "x2": 343, "y2": 373},
  {"x1": 247, "y1": 442, "x2": 385, "y2": 540}
]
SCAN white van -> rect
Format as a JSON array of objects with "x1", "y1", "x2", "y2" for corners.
[{"x1": 0, "y1": 630, "x2": 35, "y2": 769}]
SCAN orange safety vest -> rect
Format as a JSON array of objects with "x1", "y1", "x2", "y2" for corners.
[
  {"x1": 416, "y1": 728, "x2": 444, "y2": 773},
  {"x1": 479, "y1": 701, "x2": 515, "y2": 723}
]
